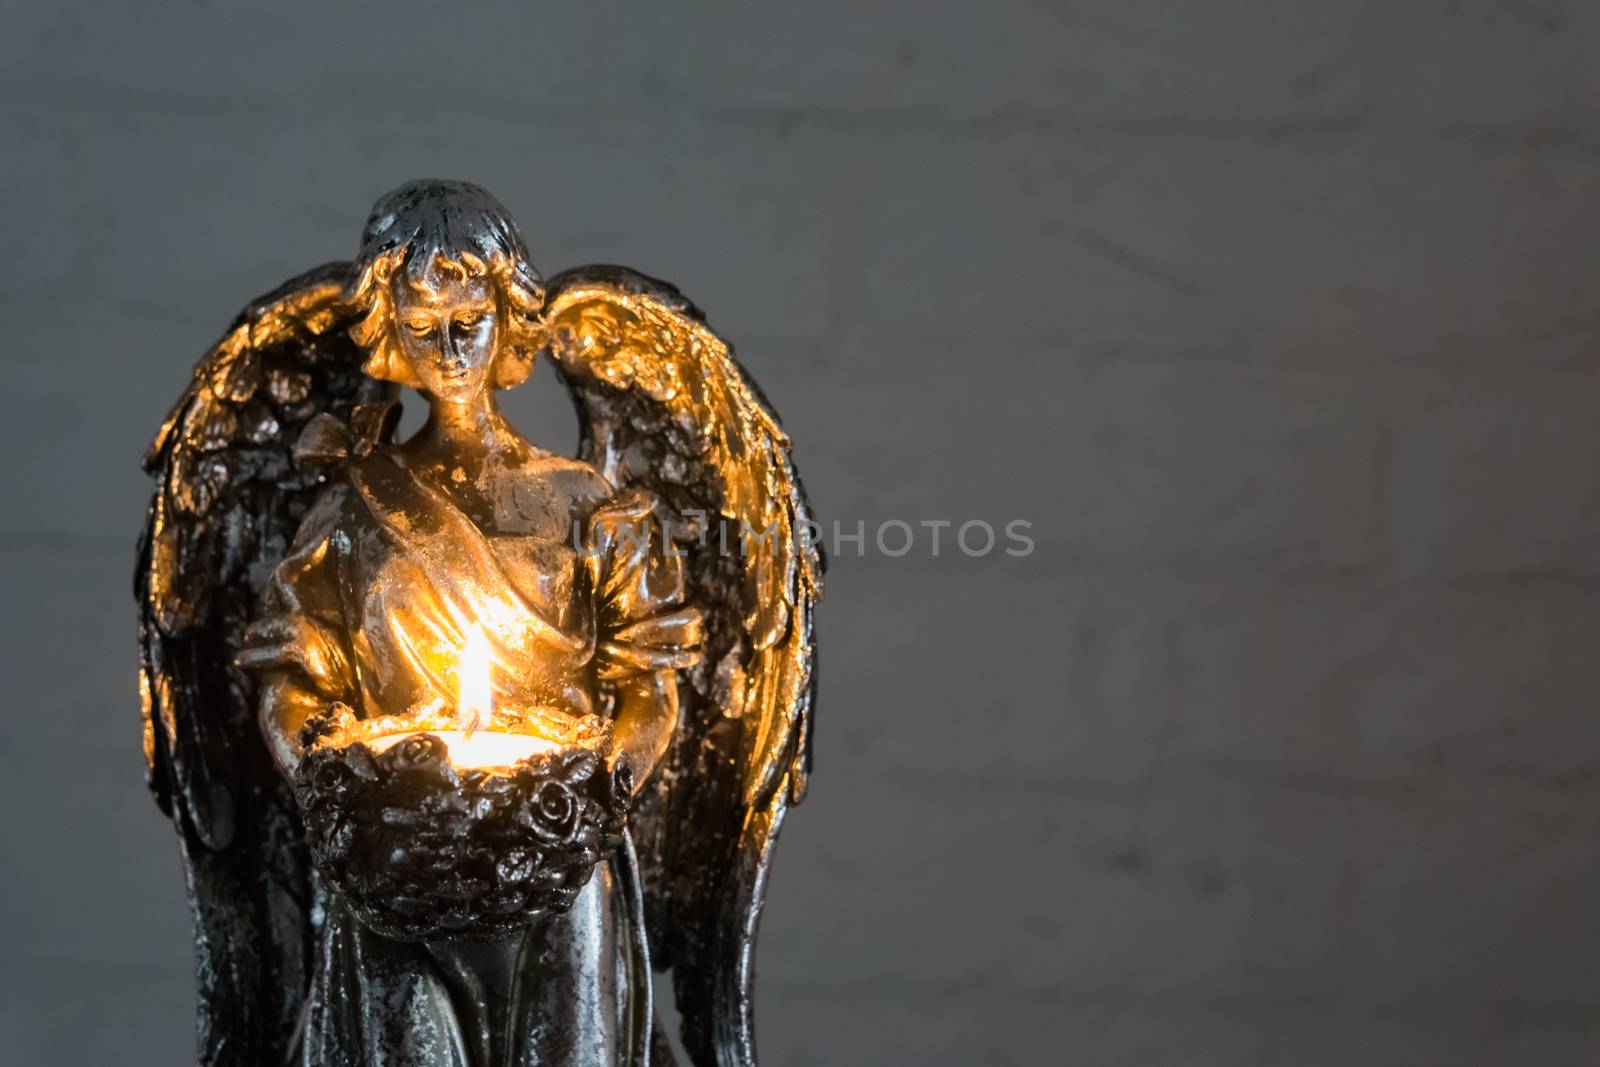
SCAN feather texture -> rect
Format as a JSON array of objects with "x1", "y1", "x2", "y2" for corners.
[
  {"x1": 543, "y1": 266, "x2": 823, "y2": 1066},
  {"x1": 137, "y1": 263, "x2": 391, "y2": 1065}
]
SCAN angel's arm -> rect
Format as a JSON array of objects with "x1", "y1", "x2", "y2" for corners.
[
  {"x1": 256, "y1": 670, "x2": 327, "y2": 778},
  {"x1": 238, "y1": 487, "x2": 357, "y2": 778},
  {"x1": 588, "y1": 489, "x2": 702, "y2": 792}
]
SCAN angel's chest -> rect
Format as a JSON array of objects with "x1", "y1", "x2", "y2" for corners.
[
  {"x1": 417, "y1": 461, "x2": 583, "y2": 542},
  {"x1": 485, "y1": 476, "x2": 577, "y2": 540},
  {"x1": 486, "y1": 534, "x2": 589, "y2": 625}
]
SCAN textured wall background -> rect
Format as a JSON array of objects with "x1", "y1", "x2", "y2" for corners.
[{"x1": 3, "y1": 2, "x2": 1600, "y2": 1064}]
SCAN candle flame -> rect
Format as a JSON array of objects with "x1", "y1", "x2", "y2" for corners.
[{"x1": 458, "y1": 626, "x2": 492, "y2": 736}]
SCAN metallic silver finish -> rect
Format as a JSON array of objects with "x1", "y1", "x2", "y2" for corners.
[{"x1": 136, "y1": 181, "x2": 822, "y2": 1066}]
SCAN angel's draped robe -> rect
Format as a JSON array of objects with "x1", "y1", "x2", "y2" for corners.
[{"x1": 242, "y1": 428, "x2": 699, "y2": 1067}]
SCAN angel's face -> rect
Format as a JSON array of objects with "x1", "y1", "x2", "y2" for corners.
[{"x1": 390, "y1": 264, "x2": 500, "y2": 403}]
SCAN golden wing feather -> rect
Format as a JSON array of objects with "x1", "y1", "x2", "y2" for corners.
[
  {"x1": 544, "y1": 272, "x2": 822, "y2": 807},
  {"x1": 544, "y1": 266, "x2": 822, "y2": 1064},
  {"x1": 137, "y1": 262, "x2": 387, "y2": 1065}
]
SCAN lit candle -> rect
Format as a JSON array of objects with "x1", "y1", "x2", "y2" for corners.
[{"x1": 305, "y1": 625, "x2": 596, "y2": 772}]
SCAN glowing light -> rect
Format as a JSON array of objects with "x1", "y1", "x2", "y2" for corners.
[
  {"x1": 458, "y1": 626, "x2": 492, "y2": 735},
  {"x1": 365, "y1": 729, "x2": 560, "y2": 769}
]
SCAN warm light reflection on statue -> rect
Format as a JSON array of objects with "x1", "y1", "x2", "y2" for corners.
[{"x1": 138, "y1": 180, "x2": 822, "y2": 1067}]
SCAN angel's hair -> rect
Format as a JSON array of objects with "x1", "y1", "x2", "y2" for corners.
[{"x1": 345, "y1": 179, "x2": 546, "y2": 390}]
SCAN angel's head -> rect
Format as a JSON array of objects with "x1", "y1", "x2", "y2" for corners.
[{"x1": 345, "y1": 180, "x2": 545, "y2": 403}]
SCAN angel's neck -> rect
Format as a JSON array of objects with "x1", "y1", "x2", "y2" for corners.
[{"x1": 415, "y1": 393, "x2": 519, "y2": 460}]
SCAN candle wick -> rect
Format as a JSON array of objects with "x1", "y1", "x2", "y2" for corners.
[{"x1": 458, "y1": 626, "x2": 492, "y2": 739}]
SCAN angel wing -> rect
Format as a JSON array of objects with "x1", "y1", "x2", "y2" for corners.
[
  {"x1": 137, "y1": 263, "x2": 390, "y2": 1066},
  {"x1": 543, "y1": 266, "x2": 824, "y2": 1067}
]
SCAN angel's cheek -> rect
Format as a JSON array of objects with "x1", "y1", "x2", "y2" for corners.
[{"x1": 464, "y1": 317, "x2": 498, "y2": 363}]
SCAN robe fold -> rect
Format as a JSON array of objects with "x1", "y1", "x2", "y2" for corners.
[
  {"x1": 240, "y1": 422, "x2": 698, "y2": 1066},
  {"x1": 244, "y1": 443, "x2": 698, "y2": 726}
]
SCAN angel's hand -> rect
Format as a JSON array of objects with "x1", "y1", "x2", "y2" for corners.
[
  {"x1": 256, "y1": 673, "x2": 334, "y2": 780},
  {"x1": 607, "y1": 671, "x2": 679, "y2": 795}
]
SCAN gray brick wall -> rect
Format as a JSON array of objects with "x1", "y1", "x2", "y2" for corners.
[{"x1": 2, "y1": 2, "x2": 1598, "y2": 1064}]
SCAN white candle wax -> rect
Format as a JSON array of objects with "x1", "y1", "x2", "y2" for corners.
[{"x1": 365, "y1": 729, "x2": 561, "y2": 769}]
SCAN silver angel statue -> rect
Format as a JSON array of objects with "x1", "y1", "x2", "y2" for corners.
[{"x1": 136, "y1": 180, "x2": 822, "y2": 1066}]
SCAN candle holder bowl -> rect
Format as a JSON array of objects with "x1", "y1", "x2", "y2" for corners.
[{"x1": 292, "y1": 708, "x2": 630, "y2": 942}]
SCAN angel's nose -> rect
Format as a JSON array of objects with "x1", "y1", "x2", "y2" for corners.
[{"x1": 439, "y1": 326, "x2": 468, "y2": 367}]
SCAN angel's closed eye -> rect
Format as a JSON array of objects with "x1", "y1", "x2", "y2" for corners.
[
  {"x1": 454, "y1": 313, "x2": 486, "y2": 330},
  {"x1": 405, "y1": 320, "x2": 436, "y2": 337}
]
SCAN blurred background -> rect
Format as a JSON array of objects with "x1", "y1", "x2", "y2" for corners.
[{"x1": 4, "y1": 2, "x2": 1600, "y2": 1064}]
